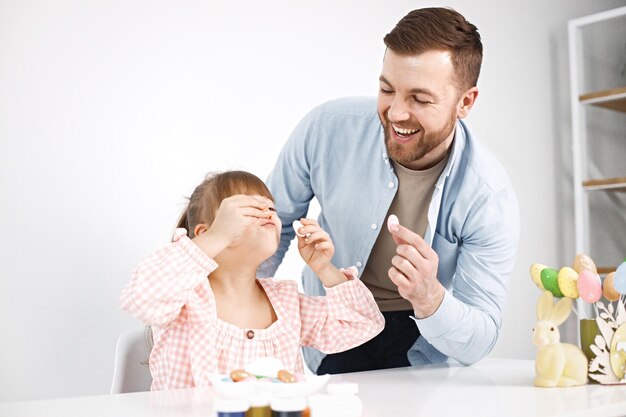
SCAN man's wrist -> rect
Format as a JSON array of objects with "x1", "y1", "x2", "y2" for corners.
[{"x1": 411, "y1": 285, "x2": 445, "y2": 319}]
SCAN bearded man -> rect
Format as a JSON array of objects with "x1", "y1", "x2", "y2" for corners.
[{"x1": 259, "y1": 7, "x2": 520, "y2": 374}]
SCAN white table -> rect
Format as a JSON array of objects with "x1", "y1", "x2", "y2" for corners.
[{"x1": 2, "y1": 358, "x2": 626, "y2": 417}]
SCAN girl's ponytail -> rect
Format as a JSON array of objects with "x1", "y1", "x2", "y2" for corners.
[{"x1": 175, "y1": 208, "x2": 190, "y2": 240}]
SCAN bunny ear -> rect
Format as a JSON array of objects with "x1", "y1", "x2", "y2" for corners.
[
  {"x1": 537, "y1": 290, "x2": 554, "y2": 320},
  {"x1": 550, "y1": 297, "x2": 573, "y2": 325}
]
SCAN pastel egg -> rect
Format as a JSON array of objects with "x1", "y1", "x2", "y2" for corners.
[
  {"x1": 230, "y1": 369, "x2": 250, "y2": 382},
  {"x1": 530, "y1": 263, "x2": 548, "y2": 290},
  {"x1": 540, "y1": 268, "x2": 563, "y2": 297},
  {"x1": 577, "y1": 270, "x2": 602, "y2": 303},
  {"x1": 603, "y1": 272, "x2": 621, "y2": 301},
  {"x1": 609, "y1": 323, "x2": 626, "y2": 380},
  {"x1": 277, "y1": 369, "x2": 296, "y2": 383},
  {"x1": 614, "y1": 262, "x2": 626, "y2": 295},
  {"x1": 557, "y1": 267, "x2": 579, "y2": 299},
  {"x1": 387, "y1": 214, "x2": 400, "y2": 232},
  {"x1": 573, "y1": 253, "x2": 598, "y2": 274}
]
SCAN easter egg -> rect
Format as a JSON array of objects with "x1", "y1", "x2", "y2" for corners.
[
  {"x1": 614, "y1": 262, "x2": 626, "y2": 294},
  {"x1": 577, "y1": 270, "x2": 602, "y2": 303},
  {"x1": 573, "y1": 253, "x2": 598, "y2": 274},
  {"x1": 387, "y1": 214, "x2": 400, "y2": 232},
  {"x1": 530, "y1": 263, "x2": 548, "y2": 290},
  {"x1": 277, "y1": 369, "x2": 296, "y2": 383},
  {"x1": 540, "y1": 268, "x2": 563, "y2": 297},
  {"x1": 603, "y1": 272, "x2": 621, "y2": 301},
  {"x1": 229, "y1": 369, "x2": 250, "y2": 382},
  {"x1": 557, "y1": 267, "x2": 579, "y2": 299},
  {"x1": 609, "y1": 323, "x2": 626, "y2": 380}
]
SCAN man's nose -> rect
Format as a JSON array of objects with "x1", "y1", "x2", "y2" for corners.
[{"x1": 388, "y1": 98, "x2": 410, "y2": 122}]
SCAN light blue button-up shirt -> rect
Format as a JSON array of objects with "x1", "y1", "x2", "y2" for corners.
[{"x1": 259, "y1": 97, "x2": 520, "y2": 372}]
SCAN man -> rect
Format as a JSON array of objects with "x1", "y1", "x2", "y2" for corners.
[{"x1": 259, "y1": 7, "x2": 520, "y2": 374}]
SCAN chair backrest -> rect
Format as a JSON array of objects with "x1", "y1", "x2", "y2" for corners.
[{"x1": 110, "y1": 327, "x2": 153, "y2": 394}]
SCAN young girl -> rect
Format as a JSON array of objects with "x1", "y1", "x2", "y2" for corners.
[{"x1": 120, "y1": 171, "x2": 384, "y2": 390}]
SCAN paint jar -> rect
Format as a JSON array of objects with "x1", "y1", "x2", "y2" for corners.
[
  {"x1": 214, "y1": 397, "x2": 250, "y2": 417},
  {"x1": 308, "y1": 383, "x2": 362, "y2": 417},
  {"x1": 246, "y1": 395, "x2": 271, "y2": 417},
  {"x1": 270, "y1": 397, "x2": 307, "y2": 417}
]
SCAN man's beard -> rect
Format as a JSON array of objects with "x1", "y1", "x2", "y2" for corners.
[{"x1": 381, "y1": 109, "x2": 457, "y2": 167}]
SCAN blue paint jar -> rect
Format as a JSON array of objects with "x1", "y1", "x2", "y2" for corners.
[{"x1": 214, "y1": 397, "x2": 250, "y2": 417}]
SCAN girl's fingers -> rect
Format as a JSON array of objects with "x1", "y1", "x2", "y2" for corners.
[
  {"x1": 302, "y1": 230, "x2": 329, "y2": 245},
  {"x1": 313, "y1": 241, "x2": 333, "y2": 251},
  {"x1": 299, "y1": 218, "x2": 319, "y2": 227},
  {"x1": 240, "y1": 207, "x2": 271, "y2": 219}
]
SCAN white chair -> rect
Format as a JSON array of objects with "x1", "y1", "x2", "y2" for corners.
[{"x1": 110, "y1": 326, "x2": 153, "y2": 394}]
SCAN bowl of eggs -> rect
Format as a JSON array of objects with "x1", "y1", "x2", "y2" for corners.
[{"x1": 208, "y1": 357, "x2": 331, "y2": 398}]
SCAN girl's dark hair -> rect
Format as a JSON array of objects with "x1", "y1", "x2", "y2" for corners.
[
  {"x1": 383, "y1": 7, "x2": 482, "y2": 91},
  {"x1": 176, "y1": 171, "x2": 273, "y2": 238}
]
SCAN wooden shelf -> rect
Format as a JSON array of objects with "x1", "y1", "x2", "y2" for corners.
[
  {"x1": 579, "y1": 86, "x2": 626, "y2": 113},
  {"x1": 598, "y1": 266, "x2": 617, "y2": 275},
  {"x1": 582, "y1": 177, "x2": 626, "y2": 191}
]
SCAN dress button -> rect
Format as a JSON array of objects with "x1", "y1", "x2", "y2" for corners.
[
  {"x1": 388, "y1": 182, "x2": 394, "y2": 188},
  {"x1": 245, "y1": 330, "x2": 255, "y2": 340},
  {"x1": 356, "y1": 261, "x2": 362, "y2": 267},
  {"x1": 371, "y1": 223, "x2": 377, "y2": 230}
]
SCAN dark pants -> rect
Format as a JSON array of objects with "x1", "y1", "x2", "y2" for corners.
[{"x1": 317, "y1": 310, "x2": 419, "y2": 374}]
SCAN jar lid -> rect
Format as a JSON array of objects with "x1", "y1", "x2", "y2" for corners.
[
  {"x1": 213, "y1": 397, "x2": 250, "y2": 412},
  {"x1": 270, "y1": 397, "x2": 307, "y2": 411},
  {"x1": 327, "y1": 382, "x2": 359, "y2": 395},
  {"x1": 249, "y1": 395, "x2": 270, "y2": 407}
]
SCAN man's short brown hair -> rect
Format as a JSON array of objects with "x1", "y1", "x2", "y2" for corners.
[{"x1": 383, "y1": 7, "x2": 482, "y2": 92}]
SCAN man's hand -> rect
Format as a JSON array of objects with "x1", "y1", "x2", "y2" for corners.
[{"x1": 387, "y1": 216, "x2": 445, "y2": 318}]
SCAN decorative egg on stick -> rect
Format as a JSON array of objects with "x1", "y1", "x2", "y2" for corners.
[
  {"x1": 541, "y1": 267, "x2": 563, "y2": 298},
  {"x1": 613, "y1": 259, "x2": 626, "y2": 295},
  {"x1": 577, "y1": 270, "x2": 602, "y2": 304},
  {"x1": 603, "y1": 272, "x2": 621, "y2": 302},
  {"x1": 558, "y1": 267, "x2": 580, "y2": 299},
  {"x1": 530, "y1": 263, "x2": 548, "y2": 290}
]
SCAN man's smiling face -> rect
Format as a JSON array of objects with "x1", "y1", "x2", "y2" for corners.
[{"x1": 377, "y1": 48, "x2": 461, "y2": 170}]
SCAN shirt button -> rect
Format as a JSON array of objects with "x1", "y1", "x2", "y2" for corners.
[
  {"x1": 356, "y1": 261, "x2": 363, "y2": 267},
  {"x1": 388, "y1": 182, "x2": 394, "y2": 188},
  {"x1": 371, "y1": 223, "x2": 377, "y2": 230},
  {"x1": 245, "y1": 330, "x2": 255, "y2": 340}
]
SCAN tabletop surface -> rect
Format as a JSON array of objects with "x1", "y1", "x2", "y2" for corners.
[{"x1": 2, "y1": 358, "x2": 626, "y2": 417}]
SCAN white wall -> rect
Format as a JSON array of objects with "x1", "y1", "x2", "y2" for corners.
[{"x1": 1, "y1": 0, "x2": 624, "y2": 402}]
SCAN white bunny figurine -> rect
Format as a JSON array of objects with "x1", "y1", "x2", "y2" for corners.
[{"x1": 533, "y1": 290, "x2": 588, "y2": 387}]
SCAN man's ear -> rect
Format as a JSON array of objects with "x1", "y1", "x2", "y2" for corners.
[
  {"x1": 194, "y1": 223, "x2": 208, "y2": 237},
  {"x1": 457, "y1": 86, "x2": 479, "y2": 119}
]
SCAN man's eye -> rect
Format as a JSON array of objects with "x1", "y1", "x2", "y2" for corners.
[
  {"x1": 379, "y1": 87, "x2": 393, "y2": 94},
  {"x1": 268, "y1": 207, "x2": 276, "y2": 212},
  {"x1": 413, "y1": 96, "x2": 430, "y2": 104}
]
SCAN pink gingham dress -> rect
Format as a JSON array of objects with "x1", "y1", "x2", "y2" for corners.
[{"x1": 120, "y1": 229, "x2": 384, "y2": 390}]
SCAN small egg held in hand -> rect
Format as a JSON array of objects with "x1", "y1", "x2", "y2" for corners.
[
  {"x1": 387, "y1": 214, "x2": 399, "y2": 232},
  {"x1": 603, "y1": 272, "x2": 621, "y2": 301},
  {"x1": 293, "y1": 220, "x2": 305, "y2": 237},
  {"x1": 573, "y1": 253, "x2": 598, "y2": 274},
  {"x1": 540, "y1": 268, "x2": 563, "y2": 297},
  {"x1": 577, "y1": 270, "x2": 602, "y2": 303},
  {"x1": 557, "y1": 267, "x2": 579, "y2": 299},
  {"x1": 530, "y1": 263, "x2": 548, "y2": 290}
]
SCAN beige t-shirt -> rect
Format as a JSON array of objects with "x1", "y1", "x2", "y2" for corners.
[{"x1": 361, "y1": 153, "x2": 449, "y2": 311}]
